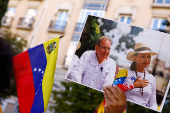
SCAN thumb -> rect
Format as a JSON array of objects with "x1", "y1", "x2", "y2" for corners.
[{"x1": 136, "y1": 76, "x2": 141, "y2": 80}]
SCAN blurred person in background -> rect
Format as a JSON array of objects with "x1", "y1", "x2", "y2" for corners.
[{"x1": 0, "y1": 37, "x2": 13, "y2": 94}]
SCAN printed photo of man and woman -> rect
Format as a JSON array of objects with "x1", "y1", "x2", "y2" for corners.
[{"x1": 65, "y1": 15, "x2": 170, "y2": 112}]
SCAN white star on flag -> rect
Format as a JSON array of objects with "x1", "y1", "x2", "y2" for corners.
[
  {"x1": 34, "y1": 68, "x2": 37, "y2": 71},
  {"x1": 38, "y1": 68, "x2": 41, "y2": 72}
]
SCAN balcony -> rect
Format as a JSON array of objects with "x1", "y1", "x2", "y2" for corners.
[
  {"x1": 152, "y1": 0, "x2": 170, "y2": 8},
  {"x1": 48, "y1": 20, "x2": 66, "y2": 33},
  {"x1": 17, "y1": 17, "x2": 34, "y2": 30},
  {"x1": 74, "y1": 23, "x2": 84, "y2": 33},
  {"x1": 1, "y1": 16, "x2": 13, "y2": 27}
]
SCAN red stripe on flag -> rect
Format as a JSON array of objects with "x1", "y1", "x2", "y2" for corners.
[
  {"x1": 94, "y1": 110, "x2": 98, "y2": 113},
  {"x1": 13, "y1": 51, "x2": 35, "y2": 113}
]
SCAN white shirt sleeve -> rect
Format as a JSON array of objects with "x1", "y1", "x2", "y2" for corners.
[
  {"x1": 148, "y1": 77, "x2": 158, "y2": 110},
  {"x1": 69, "y1": 51, "x2": 90, "y2": 83}
]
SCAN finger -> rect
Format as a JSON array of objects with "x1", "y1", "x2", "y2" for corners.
[
  {"x1": 142, "y1": 83, "x2": 148, "y2": 87},
  {"x1": 103, "y1": 85, "x2": 117, "y2": 102},
  {"x1": 141, "y1": 80, "x2": 149, "y2": 84},
  {"x1": 103, "y1": 93, "x2": 111, "y2": 113},
  {"x1": 103, "y1": 92, "x2": 108, "y2": 100},
  {"x1": 144, "y1": 80, "x2": 149, "y2": 83},
  {"x1": 103, "y1": 87, "x2": 109, "y2": 102},
  {"x1": 106, "y1": 85, "x2": 123, "y2": 101},
  {"x1": 104, "y1": 105, "x2": 109, "y2": 113},
  {"x1": 136, "y1": 76, "x2": 141, "y2": 80},
  {"x1": 103, "y1": 92, "x2": 112, "y2": 105},
  {"x1": 113, "y1": 85, "x2": 126, "y2": 101}
]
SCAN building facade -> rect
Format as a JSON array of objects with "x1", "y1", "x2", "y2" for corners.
[
  {"x1": 1, "y1": 0, "x2": 170, "y2": 112},
  {"x1": 2, "y1": 0, "x2": 170, "y2": 68}
]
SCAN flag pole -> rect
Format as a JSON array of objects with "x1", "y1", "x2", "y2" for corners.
[{"x1": 59, "y1": 35, "x2": 65, "y2": 39}]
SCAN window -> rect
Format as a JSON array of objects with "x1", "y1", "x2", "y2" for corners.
[
  {"x1": 55, "y1": 11, "x2": 68, "y2": 31},
  {"x1": 17, "y1": 8, "x2": 37, "y2": 28},
  {"x1": 24, "y1": 8, "x2": 37, "y2": 26},
  {"x1": 75, "y1": 1, "x2": 107, "y2": 32},
  {"x1": 2, "y1": 7, "x2": 16, "y2": 26},
  {"x1": 75, "y1": 10, "x2": 104, "y2": 32},
  {"x1": 83, "y1": 3, "x2": 107, "y2": 10},
  {"x1": 119, "y1": 16, "x2": 132, "y2": 24},
  {"x1": 48, "y1": 11, "x2": 68, "y2": 32},
  {"x1": 154, "y1": 0, "x2": 170, "y2": 4},
  {"x1": 64, "y1": 41, "x2": 79, "y2": 66},
  {"x1": 150, "y1": 18, "x2": 167, "y2": 31},
  {"x1": 63, "y1": 34, "x2": 80, "y2": 66},
  {"x1": 72, "y1": 34, "x2": 80, "y2": 41}
]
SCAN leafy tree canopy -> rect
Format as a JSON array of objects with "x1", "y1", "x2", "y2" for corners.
[
  {"x1": 0, "y1": 0, "x2": 9, "y2": 27},
  {"x1": 76, "y1": 16, "x2": 101, "y2": 57},
  {"x1": 51, "y1": 81, "x2": 104, "y2": 113}
]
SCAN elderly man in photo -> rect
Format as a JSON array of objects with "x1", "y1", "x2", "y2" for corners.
[{"x1": 70, "y1": 36, "x2": 116, "y2": 91}]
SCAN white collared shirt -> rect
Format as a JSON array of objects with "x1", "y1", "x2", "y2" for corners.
[
  {"x1": 70, "y1": 50, "x2": 116, "y2": 91},
  {"x1": 124, "y1": 68, "x2": 158, "y2": 111}
]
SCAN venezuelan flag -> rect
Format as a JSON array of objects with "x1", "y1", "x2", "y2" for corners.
[
  {"x1": 12, "y1": 37, "x2": 59, "y2": 113},
  {"x1": 94, "y1": 100, "x2": 105, "y2": 113},
  {"x1": 113, "y1": 68, "x2": 128, "y2": 85},
  {"x1": 95, "y1": 100, "x2": 127, "y2": 113},
  {"x1": 0, "y1": 105, "x2": 3, "y2": 113}
]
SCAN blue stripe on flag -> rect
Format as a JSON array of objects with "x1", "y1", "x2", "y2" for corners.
[
  {"x1": 113, "y1": 77, "x2": 126, "y2": 85},
  {"x1": 28, "y1": 44, "x2": 47, "y2": 112}
]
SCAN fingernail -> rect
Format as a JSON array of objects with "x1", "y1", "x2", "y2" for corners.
[
  {"x1": 112, "y1": 85, "x2": 116, "y2": 87},
  {"x1": 108, "y1": 84, "x2": 111, "y2": 87}
]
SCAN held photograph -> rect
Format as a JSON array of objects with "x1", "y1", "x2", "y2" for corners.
[{"x1": 65, "y1": 15, "x2": 170, "y2": 112}]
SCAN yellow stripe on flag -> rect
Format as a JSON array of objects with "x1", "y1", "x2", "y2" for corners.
[
  {"x1": 42, "y1": 37, "x2": 59, "y2": 111},
  {"x1": 114, "y1": 68, "x2": 128, "y2": 80},
  {"x1": 123, "y1": 107, "x2": 127, "y2": 113},
  {"x1": 96, "y1": 100, "x2": 104, "y2": 113},
  {"x1": 95, "y1": 100, "x2": 127, "y2": 113}
]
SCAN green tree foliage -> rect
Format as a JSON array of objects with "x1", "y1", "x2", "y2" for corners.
[
  {"x1": 4, "y1": 30, "x2": 27, "y2": 56},
  {"x1": 99, "y1": 18, "x2": 143, "y2": 54},
  {"x1": 115, "y1": 26, "x2": 143, "y2": 53},
  {"x1": 0, "y1": 0, "x2": 9, "y2": 27},
  {"x1": 51, "y1": 81, "x2": 104, "y2": 113},
  {"x1": 127, "y1": 96, "x2": 170, "y2": 113},
  {"x1": 159, "y1": 20, "x2": 170, "y2": 33},
  {"x1": 161, "y1": 92, "x2": 170, "y2": 113},
  {"x1": 76, "y1": 16, "x2": 101, "y2": 57},
  {"x1": 100, "y1": 19, "x2": 117, "y2": 36}
]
